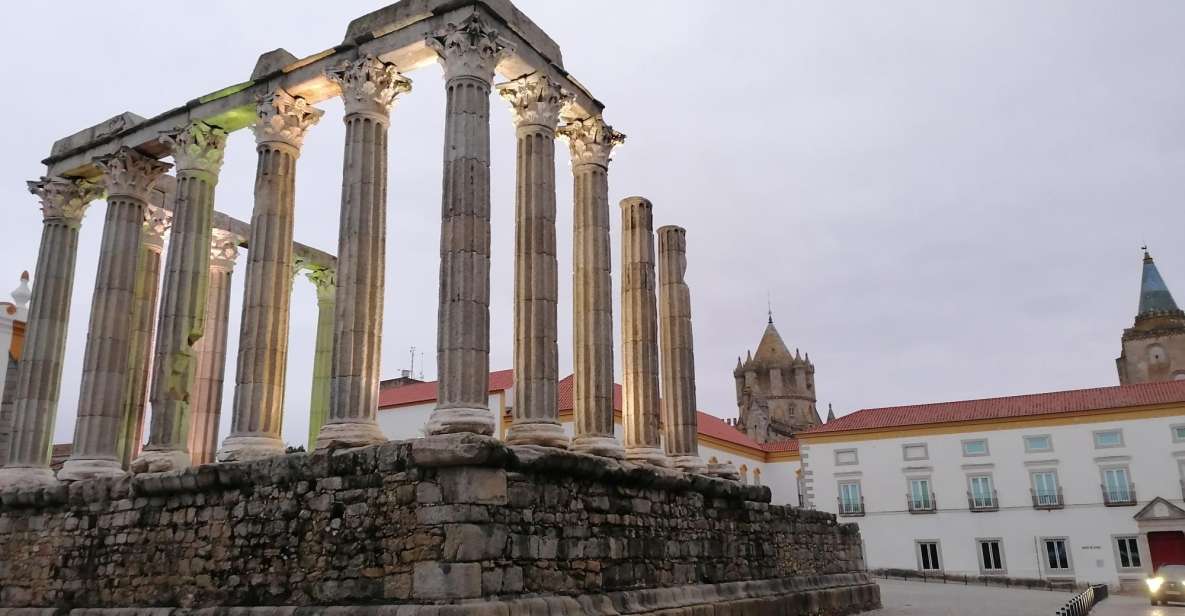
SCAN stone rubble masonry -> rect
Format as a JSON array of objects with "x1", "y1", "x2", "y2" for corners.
[{"x1": 0, "y1": 434, "x2": 878, "y2": 615}]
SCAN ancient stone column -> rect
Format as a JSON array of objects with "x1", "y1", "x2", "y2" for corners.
[
  {"x1": 133, "y1": 122, "x2": 227, "y2": 473},
  {"x1": 60, "y1": 148, "x2": 171, "y2": 481},
  {"x1": 657, "y1": 225, "x2": 704, "y2": 473},
  {"x1": 187, "y1": 230, "x2": 239, "y2": 466},
  {"x1": 497, "y1": 74, "x2": 571, "y2": 448},
  {"x1": 305, "y1": 265, "x2": 334, "y2": 448},
  {"x1": 0, "y1": 177, "x2": 102, "y2": 489},
  {"x1": 620, "y1": 197, "x2": 667, "y2": 466},
  {"x1": 219, "y1": 90, "x2": 322, "y2": 462},
  {"x1": 425, "y1": 14, "x2": 508, "y2": 436},
  {"x1": 315, "y1": 55, "x2": 410, "y2": 450},
  {"x1": 117, "y1": 206, "x2": 172, "y2": 469},
  {"x1": 558, "y1": 116, "x2": 626, "y2": 458}
]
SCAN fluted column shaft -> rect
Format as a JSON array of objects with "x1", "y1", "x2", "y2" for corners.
[
  {"x1": 187, "y1": 232, "x2": 238, "y2": 465},
  {"x1": 499, "y1": 74, "x2": 570, "y2": 448},
  {"x1": 117, "y1": 208, "x2": 171, "y2": 468},
  {"x1": 219, "y1": 89, "x2": 322, "y2": 462},
  {"x1": 657, "y1": 225, "x2": 703, "y2": 473},
  {"x1": 61, "y1": 149, "x2": 171, "y2": 481},
  {"x1": 620, "y1": 197, "x2": 666, "y2": 466},
  {"x1": 134, "y1": 122, "x2": 226, "y2": 473},
  {"x1": 306, "y1": 267, "x2": 334, "y2": 448},
  {"x1": 0, "y1": 178, "x2": 100, "y2": 488},
  {"x1": 317, "y1": 55, "x2": 409, "y2": 449},
  {"x1": 559, "y1": 116, "x2": 626, "y2": 458},
  {"x1": 426, "y1": 15, "x2": 506, "y2": 436}
]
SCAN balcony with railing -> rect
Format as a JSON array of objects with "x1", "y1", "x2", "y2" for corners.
[
  {"x1": 837, "y1": 496, "x2": 865, "y2": 517},
  {"x1": 967, "y1": 489, "x2": 999, "y2": 512},
  {"x1": 1031, "y1": 487, "x2": 1064, "y2": 510},
  {"x1": 1102, "y1": 483, "x2": 1137, "y2": 507},
  {"x1": 907, "y1": 492, "x2": 937, "y2": 514}
]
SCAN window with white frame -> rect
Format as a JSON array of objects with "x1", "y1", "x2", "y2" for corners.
[
  {"x1": 917, "y1": 541, "x2": 941, "y2": 571},
  {"x1": 838, "y1": 481, "x2": 863, "y2": 514},
  {"x1": 1173, "y1": 425, "x2": 1185, "y2": 443},
  {"x1": 962, "y1": 438, "x2": 989, "y2": 457},
  {"x1": 978, "y1": 539, "x2": 1005, "y2": 573},
  {"x1": 1115, "y1": 536, "x2": 1142, "y2": 569},
  {"x1": 968, "y1": 475, "x2": 995, "y2": 508},
  {"x1": 1042, "y1": 538, "x2": 1072, "y2": 573},
  {"x1": 909, "y1": 478, "x2": 934, "y2": 510},
  {"x1": 1024, "y1": 434, "x2": 1053, "y2": 453},
  {"x1": 902, "y1": 443, "x2": 929, "y2": 461},
  {"x1": 1031, "y1": 471, "x2": 1060, "y2": 506},
  {"x1": 1101, "y1": 467, "x2": 1133, "y2": 503},
  {"x1": 835, "y1": 449, "x2": 858, "y2": 466},
  {"x1": 1093, "y1": 429, "x2": 1123, "y2": 449}
]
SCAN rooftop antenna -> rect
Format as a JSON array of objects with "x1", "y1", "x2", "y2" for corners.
[
  {"x1": 409, "y1": 346, "x2": 416, "y2": 378},
  {"x1": 766, "y1": 291, "x2": 773, "y2": 324},
  {"x1": 418, "y1": 350, "x2": 425, "y2": 380}
]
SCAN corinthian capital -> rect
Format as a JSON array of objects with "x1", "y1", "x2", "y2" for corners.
[
  {"x1": 557, "y1": 116, "x2": 626, "y2": 168},
  {"x1": 27, "y1": 176, "x2": 103, "y2": 224},
  {"x1": 327, "y1": 55, "x2": 412, "y2": 119},
  {"x1": 252, "y1": 88, "x2": 324, "y2": 149},
  {"x1": 209, "y1": 228, "x2": 242, "y2": 272},
  {"x1": 142, "y1": 205, "x2": 173, "y2": 251},
  {"x1": 496, "y1": 73, "x2": 572, "y2": 130},
  {"x1": 94, "y1": 147, "x2": 172, "y2": 202},
  {"x1": 303, "y1": 265, "x2": 336, "y2": 302},
  {"x1": 161, "y1": 121, "x2": 228, "y2": 176},
  {"x1": 426, "y1": 13, "x2": 511, "y2": 83}
]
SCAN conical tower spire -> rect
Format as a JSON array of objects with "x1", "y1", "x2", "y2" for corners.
[{"x1": 1137, "y1": 250, "x2": 1182, "y2": 318}]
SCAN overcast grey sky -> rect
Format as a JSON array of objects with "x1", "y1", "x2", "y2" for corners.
[{"x1": 1, "y1": 1, "x2": 1182, "y2": 447}]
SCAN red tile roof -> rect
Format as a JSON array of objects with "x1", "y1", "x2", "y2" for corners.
[
  {"x1": 377, "y1": 369, "x2": 515, "y2": 408},
  {"x1": 801, "y1": 379, "x2": 1185, "y2": 436}
]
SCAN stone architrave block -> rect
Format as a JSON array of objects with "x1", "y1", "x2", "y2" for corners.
[{"x1": 437, "y1": 467, "x2": 507, "y2": 505}]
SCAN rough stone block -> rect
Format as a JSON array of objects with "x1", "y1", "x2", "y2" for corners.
[
  {"x1": 413, "y1": 562, "x2": 481, "y2": 600},
  {"x1": 442, "y1": 524, "x2": 508, "y2": 561},
  {"x1": 438, "y1": 467, "x2": 507, "y2": 505}
]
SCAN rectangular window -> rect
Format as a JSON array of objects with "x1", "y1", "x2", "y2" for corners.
[
  {"x1": 962, "y1": 439, "x2": 989, "y2": 457},
  {"x1": 1032, "y1": 471, "x2": 1060, "y2": 506},
  {"x1": 1102, "y1": 467, "x2": 1133, "y2": 503},
  {"x1": 1093, "y1": 429, "x2": 1123, "y2": 448},
  {"x1": 1042, "y1": 538, "x2": 1072, "y2": 572},
  {"x1": 903, "y1": 443, "x2": 929, "y2": 461},
  {"x1": 1173, "y1": 425, "x2": 1185, "y2": 443},
  {"x1": 1116, "y1": 536, "x2": 1142, "y2": 569},
  {"x1": 909, "y1": 478, "x2": 933, "y2": 510},
  {"x1": 835, "y1": 449, "x2": 858, "y2": 466},
  {"x1": 969, "y1": 475, "x2": 995, "y2": 509},
  {"x1": 978, "y1": 539, "x2": 1005, "y2": 573},
  {"x1": 1024, "y1": 435, "x2": 1052, "y2": 453},
  {"x1": 917, "y1": 541, "x2": 941, "y2": 571},
  {"x1": 838, "y1": 481, "x2": 862, "y2": 515}
]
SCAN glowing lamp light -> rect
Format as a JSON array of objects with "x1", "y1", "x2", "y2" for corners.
[{"x1": 1147, "y1": 577, "x2": 1165, "y2": 593}]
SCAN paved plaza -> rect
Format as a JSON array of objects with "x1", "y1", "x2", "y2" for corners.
[{"x1": 870, "y1": 578, "x2": 1185, "y2": 615}]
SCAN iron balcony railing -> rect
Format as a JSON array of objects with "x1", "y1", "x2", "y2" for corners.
[
  {"x1": 837, "y1": 496, "x2": 865, "y2": 517},
  {"x1": 967, "y1": 489, "x2": 999, "y2": 512},
  {"x1": 907, "y1": 492, "x2": 937, "y2": 513},
  {"x1": 1101, "y1": 483, "x2": 1137, "y2": 506},
  {"x1": 1031, "y1": 487, "x2": 1064, "y2": 510}
]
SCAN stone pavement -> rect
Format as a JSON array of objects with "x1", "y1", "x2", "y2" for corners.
[
  {"x1": 1093, "y1": 594, "x2": 1185, "y2": 616},
  {"x1": 868, "y1": 578, "x2": 1072, "y2": 615}
]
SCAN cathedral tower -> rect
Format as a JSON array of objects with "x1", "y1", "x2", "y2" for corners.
[
  {"x1": 734, "y1": 315, "x2": 820, "y2": 443},
  {"x1": 1117, "y1": 251, "x2": 1185, "y2": 384}
]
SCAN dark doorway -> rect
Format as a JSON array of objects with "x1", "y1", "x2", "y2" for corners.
[{"x1": 1149, "y1": 531, "x2": 1185, "y2": 570}]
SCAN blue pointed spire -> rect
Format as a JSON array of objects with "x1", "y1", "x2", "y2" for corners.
[{"x1": 1138, "y1": 251, "x2": 1180, "y2": 317}]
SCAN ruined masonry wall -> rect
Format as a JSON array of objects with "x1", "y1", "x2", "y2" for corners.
[{"x1": 0, "y1": 434, "x2": 875, "y2": 614}]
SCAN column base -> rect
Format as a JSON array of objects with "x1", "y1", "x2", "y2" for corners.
[
  {"x1": 0, "y1": 465, "x2": 59, "y2": 490},
  {"x1": 705, "y1": 460, "x2": 739, "y2": 480},
  {"x1": 216, "y1": 434, "x2": 286, "y2": 463},
  {"x1": 570, "y1": 434, "x2": 625, "y2": 459},
  {"x1": 626, "y1": 446, "x2": 671, "y2": 467},
  {"x1": 57, "y1": 457, "x2": 127, "y2": 482},
  {"x1": 505, "y1": 420, "x2": 569, "y2": 448},
  {"x1": 130, "y1": 449, "x2": 192, "y2": 474},
  {"x1": 670, "y1": 454, "x2": 708, "y2": 475},
  {"x1": 315, "y1": 420, "x2": 387, "y2": 451},
  {"x1": 426, "y1": 406, "x2": 495, "y2": 436}
]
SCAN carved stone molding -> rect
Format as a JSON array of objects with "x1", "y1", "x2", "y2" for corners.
[
  {"x1": 426, "y1": 13, "x2": 511, "y2": 83},
  {"x1": 94, "y1": 147, "x2": 172, "y2": 202},
  {"x1": 251, "y1": 88, "x2": 324, "y2": 149},
  {"x1": 209, "y1": 228, "x2": 241, "y2": 272},
  {"x1": 160, "y1": 121, "x2": 228, "y2": 176},
  {"x1": 26, "y1": 176, "x2": 103, "y2": 223},
  {"x1": 496, "y1": 73, "x2": 572, "y2": 130},
  {"x1": 558, "y1": 116, "x2": 626, "y2": 168},
  {"x1": 142, "y1": 205, "x2": 173, "y2": 251},
  {"x1": 327, "y1": 55, "x2": 412, "y2": 119}
]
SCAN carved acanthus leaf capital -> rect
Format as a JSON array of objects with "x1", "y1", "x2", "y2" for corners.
[
  {"x1": 252, "y1": 88, "x2": 324, "y2": 149},
  {"x1": 303, "y1": 266, "x2": 336, "y2": 302},
  {"x1": 94, "y1": 147, "x2": 172, "y2": 202},
  {"x1": 327, "y1": 55, "x2": 412, "y2": 119},
  {"x1": 209, "y1": 229, "x2": 242, "y2": 271},
  {"x1": 161, "y1": 121, "x2": 228, "y2": 176},
  {"x1": 496, "y1": 74, "x2": 572, "y2": 130},
  {"x1": 426, "y1": 13, "x2": 511, "y2": 83},
  {"x1": 141, "y1": 205, "x2": 173, "y2": 250},
  {"x1": 557, "y1": 116, "x2": 626, "y2": 168},
  {"x1": 27, "y1": 176, "x2": 103, "y2": 223}
]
